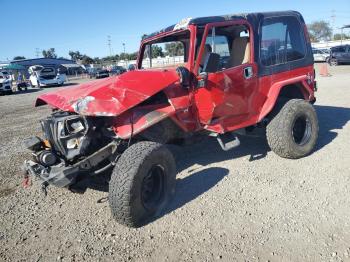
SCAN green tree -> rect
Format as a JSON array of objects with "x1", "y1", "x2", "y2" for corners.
[
  {"x1": 42, "y1": 48, "x2": 57, "y2": 58},
  {"x1": 128, "y1": 52, "x2": 138, "y2": 60},
  {"x1": 69, "y1": 51, "x2": 83, "y2": 61},
  {"x1": 333, "y1": 33, "x2": 350, "y2": 40},
  {"x1": 307, "y1": 21, "x2": 332, "y2": 42},
  {"x1": 13, "y1": 56, "x2": 25, "y2": 60},
  {"x1": 93, "y1": 57, "x2": 101, "y2": 64},
  {"x1": 81, "y1": 55, "x2": 95, "y2": 65},
  {"x1": 151, "y1": 45, "x2": 164, "y2": 58},
  {"x1": 165, "y1": 42, "x2": 184, "y2": 56}
]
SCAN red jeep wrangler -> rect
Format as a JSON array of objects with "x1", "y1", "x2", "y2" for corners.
[{"x1": 23, "y1": 11, "x2": 318, "y2": 227}]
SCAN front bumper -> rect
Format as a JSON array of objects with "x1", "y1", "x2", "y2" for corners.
[{"x1": 23, "y1": 142, "x2": 117, "y2": 187}]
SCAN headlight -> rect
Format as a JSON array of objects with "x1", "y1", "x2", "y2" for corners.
[
  {"x1": 66, "y1": 137, "x2": 81, "y2": 149},
  {"x1": 67, "y1": 119, "x2": 85, "y2": 134}
]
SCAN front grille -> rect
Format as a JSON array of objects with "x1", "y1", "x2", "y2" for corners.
[{"x1": 0, "y1": 83, "x2": 2, "y2": 87}]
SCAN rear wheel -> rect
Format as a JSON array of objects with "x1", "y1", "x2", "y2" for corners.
[
  {"x1": 109, "y1": 141, "x2": 176, "y2": 227},
  {"x1": 266, "y1": 99, "x2": 318, "y2": 159},
  {"x1": 330, "y1": 58, "x2": 338, "y2": 66}
]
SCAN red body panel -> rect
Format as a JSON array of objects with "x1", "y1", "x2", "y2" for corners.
[
  {"x1": 202, "y1": 65, "x2": 315, "y2": 133},
  {"x1": 35, "y1": 70, "x2": 181, "y2": 116},
  {"x1": 111, "y1": 104, "x2": 176, "y2": 139}
]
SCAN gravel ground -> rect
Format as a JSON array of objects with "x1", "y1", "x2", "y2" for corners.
[{"x1": 0, "y1": 64, "x2": 349, "y2": 262}]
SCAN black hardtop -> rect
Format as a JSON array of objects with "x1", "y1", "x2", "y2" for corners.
[{"x1": 143, "y1": 11, "x2": 304, "y2": 40}]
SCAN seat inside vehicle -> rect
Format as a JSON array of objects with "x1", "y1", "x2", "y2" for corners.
[{"x1": 230, "y1": 36, "x2": 250, "y2": 67}]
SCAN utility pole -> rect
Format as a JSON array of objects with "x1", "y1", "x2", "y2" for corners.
[
  {"x1": 35, "y1": 48, "x2": 40, "y2": 58},
  {"x1": 122, "y1": 43, "x2": 127, "y2": 67},
  {"x1": 331, "y1": 10, "x2": 336, "y2": 40},
  {"x1": 107, "y1": 35, "x2": 112, "y2": 56}
]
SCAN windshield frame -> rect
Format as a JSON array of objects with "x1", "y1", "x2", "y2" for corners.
[{"x1": 137, "y1": 25, "x2": 197, "y2": 72}]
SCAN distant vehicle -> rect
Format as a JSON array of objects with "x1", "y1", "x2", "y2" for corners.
[
  {"x1": 29, "y1": 65, "x2": 66, "y2": 87},
  {"x1": 110, "y1": 66, "x2": 126, "y2": 75},
  {"x1": 86, "y1": 67, "x2": 98, "y2": 78},
  {"x1": 127, "y1": 64, "x2": 136, "y2": 71},
  {"x1": 312, "y1": 49, "x2": 330, "y2": 62},
  {"x1": 1, "y1": 71, "x2": 11, "y2": 80},
  {"x1": 329, "y1": 45, "x2": 350, "y2": 66},
  {"x1": 0, "y1": 72, "x2": 12, "y2": 94},
  {"x1": 95, "y1": 69, "x2": 109, "y2": 79}
]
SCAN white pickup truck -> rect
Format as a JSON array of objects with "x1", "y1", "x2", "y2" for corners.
[
  {"x1": 29, "y1": 65, "x2": 66, "y2": 87},
  {"x1": 0, "y1": 71, "x2": 12, "y2": 94}
]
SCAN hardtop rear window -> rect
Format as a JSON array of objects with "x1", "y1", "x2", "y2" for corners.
[{"x1": 260, "y1": 16, "x2": 306, "y2": 66}]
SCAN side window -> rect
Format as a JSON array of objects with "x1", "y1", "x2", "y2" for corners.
[
  {"x1": 260, "y1": 16, "x2": 306, "y2": 66},
  {"x1": 198, "y1": 25, "x2": 251, "y2": 71},
  {"x1": 332, "y1": 46, "x2": 346, "y2": 53}
]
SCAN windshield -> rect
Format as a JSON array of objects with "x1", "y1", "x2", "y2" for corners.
[{"x1": 140, "y1": 30, "x2": 190, "y2": 69}]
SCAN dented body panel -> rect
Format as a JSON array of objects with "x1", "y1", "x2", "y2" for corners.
[{"x1": 35, "y1": 70, "x2": 181, "y2": 117}]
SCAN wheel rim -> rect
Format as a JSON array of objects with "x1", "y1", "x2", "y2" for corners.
[
  {"x1": 330, "y1": 59, "x2": 337, "y2": 66},
  {"x1": 141, "y1": 165, "x2": 165, "y2": 210},
  {"x1": 292, "y1": 115, "x2": 312, "y2": 146}
]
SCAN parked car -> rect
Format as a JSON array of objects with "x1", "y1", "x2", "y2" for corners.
[
  {"x1": 312, "y1": 49, "x2": 330, "y2": 62},
  {"x1": 0, "y1": 72, "x2": 12, "y2": 94},
  {"x1": 29, "y1": 65, "x2": 66, "y2": 87},
  {"x1": 110, "y1": 66, "x2": 127, "y2": 75},
  {"x1": 23, "y1": 11, "x2": 318, "y2": 228},
  {"x1": 329, "y1": 45, "x2": 350, "y2": 66},
  {"x1": 127, "y1": 64, "x2": 136, "y2": 71},
  {"x1": 95, "y1": 69, "x2": 109, "y2": 79}
]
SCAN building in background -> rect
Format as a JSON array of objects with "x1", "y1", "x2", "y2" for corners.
[{"x1": 8, "y1": 58, "x2": 78, "y2": 78}]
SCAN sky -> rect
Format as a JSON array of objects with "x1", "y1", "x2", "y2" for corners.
[{"x1": 1, "y1": 0, "x2": 349, "y2": 61}]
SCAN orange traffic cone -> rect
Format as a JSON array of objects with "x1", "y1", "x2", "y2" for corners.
[{"x1": 319, "y1": 63, "x2": 331, "y2": 77}]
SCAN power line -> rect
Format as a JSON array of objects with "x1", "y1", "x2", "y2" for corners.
[{"x1": 331, "y1": 10, "x2": 336, "y2": 36}]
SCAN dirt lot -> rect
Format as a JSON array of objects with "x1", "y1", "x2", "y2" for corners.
[{"x1": 0, "y1": 64, "x2": 350, "y2": 262}]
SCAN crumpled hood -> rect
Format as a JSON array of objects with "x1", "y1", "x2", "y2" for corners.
[{"x1": 36, "y1": 69, "x2": 179, "y2": 116}]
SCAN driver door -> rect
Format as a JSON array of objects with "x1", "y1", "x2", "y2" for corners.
[{"x1": 194, "y1": 21, "x2": 258, "y2": 132}]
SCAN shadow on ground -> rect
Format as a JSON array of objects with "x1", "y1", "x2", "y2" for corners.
[
  {"x1": 161, "y1": 166, "x2": 229, "y2": 214},
  {"x1": 314, "y1": 105, "x2": 350, "y2": 151}
]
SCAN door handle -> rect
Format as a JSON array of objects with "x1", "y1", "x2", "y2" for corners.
[{"x1": 244, "y1": 66, "x2": 253, "y2": 79}]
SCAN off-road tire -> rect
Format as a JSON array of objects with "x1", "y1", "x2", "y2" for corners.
[
  {"x1": 109, "y1": 141, "x2": 176, "y2": 227},
  {"x1": 266, "y1": 99, "x2": 318, "y2": 159}
]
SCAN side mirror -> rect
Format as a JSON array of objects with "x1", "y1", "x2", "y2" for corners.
[{"x1": 203, "y1": 53, "x2": 220, "y2": 73}]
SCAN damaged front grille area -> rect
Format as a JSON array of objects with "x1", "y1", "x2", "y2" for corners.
[
  {"x1": 40, "y1": 112, "x2": 92, "y2": 161},
  {"x1": 23, "y1": 111, "x2": 121, "y2": 188}
]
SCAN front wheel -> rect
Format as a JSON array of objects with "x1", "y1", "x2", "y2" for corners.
[
  {"x1": 109, "y1": 141, "x2": 176, "y2": 227},
  {"x1": 266, "y1": 99, "x2": 319, "y2": 159}
]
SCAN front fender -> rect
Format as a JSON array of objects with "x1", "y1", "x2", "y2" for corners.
[{"x1": 111, "y1": 104, "x2": 176, "y2": 139}]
